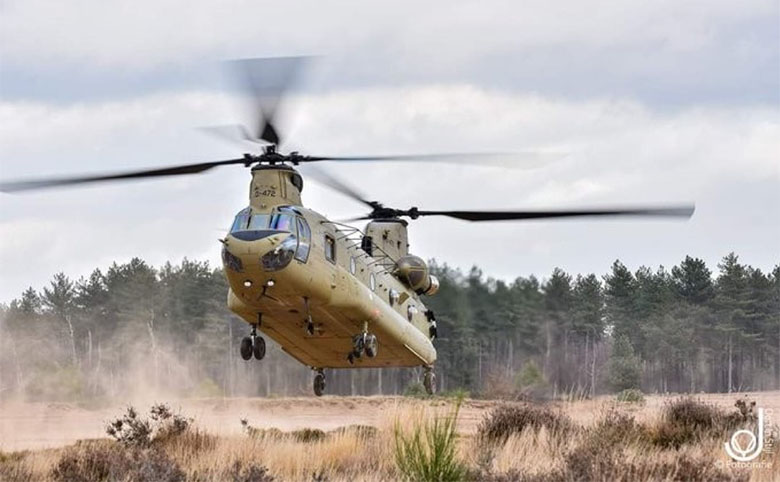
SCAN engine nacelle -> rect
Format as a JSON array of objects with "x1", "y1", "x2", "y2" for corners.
[{"x1": 395, "y1": 255, "x2": 439, "y2": 295}]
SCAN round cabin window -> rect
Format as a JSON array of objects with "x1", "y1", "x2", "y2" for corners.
[
  {"x1": 389, "y1": 289, "x2": 399, "y2": 306},
  {"x1": 369, "y1": 272, "x2": 376, "y2": 291},
  {"x1": 407, "y1": 304, "x2": 417, "y2": 322}
]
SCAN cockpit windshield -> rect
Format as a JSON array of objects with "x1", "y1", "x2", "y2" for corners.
[{"x1": 230, "y1": 207, "x2": 297, "y2": 234}]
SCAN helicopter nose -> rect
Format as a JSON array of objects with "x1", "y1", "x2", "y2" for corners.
[{"x1": 222, "y1": 231, "x2": 287, "y2": 268}]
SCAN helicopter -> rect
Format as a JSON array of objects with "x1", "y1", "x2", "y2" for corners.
[{"x1": 0, "y1": 57, "x2": 694, "y2": 396}]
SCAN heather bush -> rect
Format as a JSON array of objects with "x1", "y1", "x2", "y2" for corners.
[
  {"x1": 477, "y1": 404, "x2": 577, "y2": 444},
  {"x1": 51, "y1": 441, "x2": 184, "y2": 482}
]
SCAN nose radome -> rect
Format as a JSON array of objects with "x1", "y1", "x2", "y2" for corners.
[{"x1": 223, "y1": 231, "x2": 287, "y2": 263}]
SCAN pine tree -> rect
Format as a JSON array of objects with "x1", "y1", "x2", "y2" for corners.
[{"x1": 608, "y1": 335, "x2": 641, "y2": 391}]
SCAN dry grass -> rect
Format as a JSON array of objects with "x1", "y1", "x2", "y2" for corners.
[{"x1": 0, "y1": 394, "x2": 777, "y2": 481}]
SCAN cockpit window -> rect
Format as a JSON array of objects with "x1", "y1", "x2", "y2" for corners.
[
  {"x1": 295, "y1": 217, "x2": 311, "y2": 262},
  {"x1": 230, "y1": 208, "x2": 251, "y2": 232},
  {"x1": 248, "y1": 214, "x2": 270, "y2": 230},
  {"x1": 271, "y1": 214, "x2": 295, "y2": 232}
]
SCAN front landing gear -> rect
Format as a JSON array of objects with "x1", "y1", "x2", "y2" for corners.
[
  {"x1": 313, "y1": 369, "x2": 326, "y2": 397},
  {"x1": 240, "y1": 320, "x2": 265, "y2": 361},
  {"x1": 347, "y1": 327, "x2": 378, "y2": 364},
  {"x1": 423, "y1": 367, "x2": 436, "y2": 395}
]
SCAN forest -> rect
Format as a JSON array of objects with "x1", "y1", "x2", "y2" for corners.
[{"x1": 0, "y1": 252, "x2": 777, "y2": 402}]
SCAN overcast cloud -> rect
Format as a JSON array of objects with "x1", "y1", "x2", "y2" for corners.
[{"x1": 1, "y1": 0, "x2": 778, "y2": 301}]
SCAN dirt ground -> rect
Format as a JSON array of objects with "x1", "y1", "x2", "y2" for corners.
[{"x1": 2, "y1": 391, "x2": 779, "y2": 452}]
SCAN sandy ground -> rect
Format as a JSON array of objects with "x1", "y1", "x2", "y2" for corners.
[{"x1": 1, "y1": 391, "x2": 779, "y2": 452}]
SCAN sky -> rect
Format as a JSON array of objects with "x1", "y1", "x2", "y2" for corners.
[{"x1": 0, "y1": 0, "x2": 778, "y2": 302}]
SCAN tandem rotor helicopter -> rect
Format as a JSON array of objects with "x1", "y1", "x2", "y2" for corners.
[{"x1": 0, "y1": 57, "x2": 694, "y2": 396}]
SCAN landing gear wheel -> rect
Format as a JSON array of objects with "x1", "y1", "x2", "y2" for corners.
[
  {"x1": 313, "y1": 371, "x2": 326, "y2": 397},
  {"x1": 352, "y1": 334, "x2": 366, "y2": 358},
  {"x1": 423, "y1": 369, "x2": 436, "y2": 395},
  {"x1": 240, "y1": 337, "x2": 253, "y2": 360},
  {"x1": 253, "y1": 336, "x2": 266, "y2": 360},
  {"x1": 365, "y1": 334, "x2": 378, "y2": 358}
]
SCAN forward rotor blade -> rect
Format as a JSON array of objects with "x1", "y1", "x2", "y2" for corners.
[
  {"x1": 303, "y1": 151, "x2": 566, "y2": 168},
  {"x1": 198, "y1": 124, "x2": 266, "y2": 146},
  {"x1": 301, "y1": 165, "x2": 376, "y2": 209},
  {"x1": 228, "y1": 56, "x2": 309, "y2": 146},
  {"x1": 415, "y1": 206, "x2": 695, "y2": 221},
  {"x1": 0, "y1": 158, "x2": 247, "y2": 193}
]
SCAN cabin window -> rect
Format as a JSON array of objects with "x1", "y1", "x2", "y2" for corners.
[
  {"x1": 349, "y1": 256, "x2": 356, "y2": 275},
  {"x1": 324, "y1": 234, "x2": 336, "y2": 263},
  {"x1": 369, "y1": 272, "x2": 376, "y2": 291},
  {"x1": 407, "y1": 304, "x2": 417, "y2": 322},
  {"x1": 295, "y1": 217, "x2": 311, "y2": 262},
  {"x1": 389, "y1": 289, "x2": 399, "y2": 306}
]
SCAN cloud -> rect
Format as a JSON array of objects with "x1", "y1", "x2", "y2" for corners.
[
  {"x1": 1, "y1": 0, "x2": 777, "y2": 106},
  {"x1": 0, "y1": 85, "x2": 777, "y2": 301}
]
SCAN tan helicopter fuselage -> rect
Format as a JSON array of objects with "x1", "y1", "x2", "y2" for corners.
[{"x1": 221, "y1": 165, "x2": 437, "y2": 369}]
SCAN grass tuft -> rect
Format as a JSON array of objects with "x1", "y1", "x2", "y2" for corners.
[{"x1": 394, "y1": 400, "x2": 467, "y2": 482}]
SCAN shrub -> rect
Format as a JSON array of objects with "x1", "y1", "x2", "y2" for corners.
[
  {"x1": 225, "y1": 460, "x2": 275, "y2": 482},
  {"x1": 0, "y1": 452, "x2": 33, "y2": 482},
  {"x1": 616, "y1": 388, "x2": 645, "y2": 404},
  {"x1": 516, "y1": 361, "x2": 544, "y2": 389},
  {"x1": 106, "y1": 404, "x2": 192, "y2": 448},
  {"x1": 394, "y1": 401, "x2": 466, "y2": 482},
  {"x1": 291, "y1": 428, "x2": 327, "y2": 443},
  {"x1": 477, "y1": 404, "x2": 577, "y2": 444},
  {"x1": 587, "y1": 410, "x2": 648, "y2": 447},
  {"x1": 564, "y1": 444, "x2": 741, "y2": 482},
  {"x1": 106, "y1": 406, "x2": 152, "y2": 447},
  {"x1": 650, "y1": 397, "x2": 743, "y2": 449},
  {"x1": 51, "y1": 441, "x2": 184, "y2": 482}
]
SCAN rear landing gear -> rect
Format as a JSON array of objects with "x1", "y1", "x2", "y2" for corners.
[
  {"x1": 423, "y1": 367, "x2": 436, "y2": 395},
  {"x1": 240, "y1": 337, "x2": 253, "y2": 360},
  {"x1": 240, "y1": 321, "x2": 265, "y2": 361},
  {"x1": 313, "y1": 369, "x2": 326, "y2": 397}
]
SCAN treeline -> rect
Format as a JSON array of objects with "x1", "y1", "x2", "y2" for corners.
[
  {"x1": 0, "y1": 253, "x2": 777, "y2": 402},
  {"x1": 428, "y1": 253, "x2": 780, "y2": 396}
]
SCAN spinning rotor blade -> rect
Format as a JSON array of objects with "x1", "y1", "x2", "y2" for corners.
[
  {"x1": 301, "y1": 165, "x2": 694, "y2": 223},
  {"x1": 229, "y1": 56, "x2": 308, "y2": 146},
  {"x1": 302, "y1": 151, "x2": 564, "y2": 168},
  {"x1": 413, "y1": 206, "x2": 695, "y2": 221},
  {"x1": 198, "y1": 124, "x2": 266, "y2": 146},
  {"x1": 0, "y1": 158, "x2": 248, "y2": 193},
  {"x1": 301, "y1": 165, "x2": 375, "y2": 209}
]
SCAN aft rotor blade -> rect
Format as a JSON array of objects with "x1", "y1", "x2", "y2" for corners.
[
  {"x1": 0, "y1": 158, "x2": 248, "y2": 192},
  {"x1": 301, "y1": 165, "x2": 376, "y2": 209},
  {"x1": 303, "y1": 151, "x2": 565, "y2": 168},
  {"x1": 415, "y1": 206, "x2": 695, "y2": 221},
  {"x1": 228, "y1": 56, "x2": 309, "y2": 146}
]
